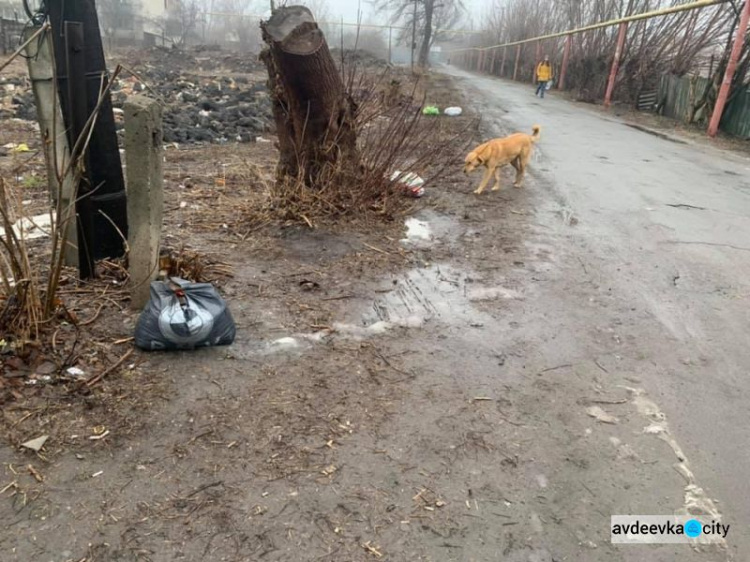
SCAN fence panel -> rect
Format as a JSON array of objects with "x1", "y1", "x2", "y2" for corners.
[{"x1": 658, "y1": 74, "x2": 750, "y2": 139}]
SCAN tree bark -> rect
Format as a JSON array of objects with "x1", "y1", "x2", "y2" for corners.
[
  {"x1": 260, "y1": 6, "x2": 361, "y2": 191},
  {"x1": 418, "y1": 0, "x2": 434, "y2": 68}
]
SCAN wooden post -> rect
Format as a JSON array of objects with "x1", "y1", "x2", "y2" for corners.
[
  {"x1": 535, "y1": 40, "x2": 542, "y2": 66},
  {"x1": 489, "y1": 48, "x2": 497, "y2": 75},
  {"x1": 513, "y1": 44, "x2": 521, "y2": 80},
  {"x1": 708, "y1": 0, "x2": 750, "y2": 137},
  {"x1": 500, "y1": 46, "x2": 507, "y2": 77},
  {"x1": 559, "y1": 35, "x2": 572, "y2": 90},
  {"x1": 604, "y1": 22, "x2": 628, "y2": 108}
]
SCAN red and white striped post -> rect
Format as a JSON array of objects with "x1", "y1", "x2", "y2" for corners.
[
  {"x1": 708, "y1": 0, "x2": 750, "y2": 137},
  {"x1": 513, "y1": 44, "x2": 521, "y2": 80},
  {"x1": 604, "y1": 22, "x2": 628, "y2": 108},
  {"x1": 558, "y1": 34, "x2": 572, "y2": 90}
]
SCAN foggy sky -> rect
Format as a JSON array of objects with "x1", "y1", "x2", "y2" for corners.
[{"x1": 319, "y1": 0, "x2": 484, "y2": 28}]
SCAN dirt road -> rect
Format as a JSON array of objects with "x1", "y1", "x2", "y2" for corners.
[{"x1": 2, "y1": 68, "x2": 748, "y2": 561}]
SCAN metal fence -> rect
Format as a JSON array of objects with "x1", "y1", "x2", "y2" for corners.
[
  {"x1": 658, "y1": 73, "x2": 750, "y2": 139},
  {"x1": 0, "y1": 17, "x2": 24, "y2": 54}
]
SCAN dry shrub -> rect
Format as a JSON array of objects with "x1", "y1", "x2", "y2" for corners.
[{"x1": 264, "y1": 62, "x2": 478, "y2": 225}]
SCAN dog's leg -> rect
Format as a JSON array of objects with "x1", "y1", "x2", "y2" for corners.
[
  {"x1": 513, "y1": 153, "x2": 527, "y2": 187},
  {"x1": 491, "y1": 166, "x2": 502, "y2": 191},
  {"x1": 474, "y1": 168, "x2": 493, "y2": 194}
]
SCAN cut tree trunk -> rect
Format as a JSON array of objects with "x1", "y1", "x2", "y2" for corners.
[{"x1": 260, "y1": 6, "x2": 361, "y2": 191}]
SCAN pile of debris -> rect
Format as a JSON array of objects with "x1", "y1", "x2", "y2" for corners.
[
  {"x1": 110, "y1": 46, "x2": 273, "y2": 144},
  {"x1": 111, "y1": 73, "x2": 272, "y2": 144},
  {"x1": 2, "y1": 46, "x2": 275, "y2": 145}
]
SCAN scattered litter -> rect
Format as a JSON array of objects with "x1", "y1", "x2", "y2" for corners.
[
  {"x1": 11, "y1": 143, "x2": 30, "y2": 153},
  {"x1": 92, "y1": 471, "x2": 104, "y2": 478},
  {"x1": 444, "y1": 106, "x2": 462, "y2": 116},
  {"x1": 256, "y1": 137, "x2": 272, "y2": 143},
  {"x1": 321, "y1": 465, "x2": 338, "y2": 476},
  {"x1": 89, "y1": 430, "x2": 110, "y2": 441},
  {"x1": 390, "y1": 171, "x2": 425, "y2": 198},
  {"x1": 362, "y1": 541, "x2": 383, "y2": 558},
  {"x1": 21, "y1": 435, "x2": 49, "y2": 452},
  {"x1": 422, "y1": 106, "x2": 439, "y2": 115},
  {"x1": 27, "y1": 464, "x2": 44, "y2": 482},
  {"x1": 586, "y1": 406, "x2": 618, "y2": 424},
  {"x1": 473, "y1": 396, "x2": 493, "y2": 401},
  {"x1": 66, "y1": 367, "x2": 85, "y2": 378}
]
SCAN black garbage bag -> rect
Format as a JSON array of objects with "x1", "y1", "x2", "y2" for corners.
[{"x1": 134, "y1": 278, "x2": 236, "y2": 351}]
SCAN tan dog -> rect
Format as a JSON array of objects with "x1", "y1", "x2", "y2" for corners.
[{"x1": 463, "y1": 125, "x2": 541, "y2": 194}]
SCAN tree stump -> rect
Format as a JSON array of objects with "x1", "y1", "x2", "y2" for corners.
[{"x1": 260, "y1": 6, "x2": 361, "y2": 193}]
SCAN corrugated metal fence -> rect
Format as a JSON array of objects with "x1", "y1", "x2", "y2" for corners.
[{"x1": 658, "y1": 74, "x2": 750, "y2": 139}]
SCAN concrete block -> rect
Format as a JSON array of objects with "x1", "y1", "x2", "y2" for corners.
[{"x1": 124, "y1": 95, "x2": 163, "y2": 310}]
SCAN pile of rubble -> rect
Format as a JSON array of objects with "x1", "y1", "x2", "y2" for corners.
[
  {"x1": 1, "y1": 46, "x2": 274, "y2": 145},
  {"x1": 111, "y1": 72, "x2": 272, "y2": 144}
]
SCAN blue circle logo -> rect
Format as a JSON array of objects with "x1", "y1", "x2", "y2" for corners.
[{"x1": 685, "y1": 519, "x2": 703, "y2": 538}]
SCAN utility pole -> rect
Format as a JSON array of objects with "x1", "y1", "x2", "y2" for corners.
[
  {"x1": 411, "y1": 0, "x2": 417, "y2": 71},
  {"x1": 46, "y1": 0, "x2": 128, "y2": 277}
]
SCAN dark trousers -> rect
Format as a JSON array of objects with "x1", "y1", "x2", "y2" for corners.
[{"x1": 535, "y1": 81, "x2": 548, "y2": 97}]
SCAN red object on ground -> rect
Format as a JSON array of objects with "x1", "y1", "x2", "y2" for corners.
[{"x1": 708, "y1": 0, "x2": 750, "y2": 137}]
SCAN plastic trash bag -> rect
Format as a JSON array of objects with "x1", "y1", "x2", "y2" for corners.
[
  {"x1": 444, "y1": 107, "x2": 462, "y2": 116},
  {"x1": 390, "y1": 170, "x2": 425, "y2": 198},
  {"x1": 422, "y1": 106, "x2": 440, "y2": 116},
  {"x1": 134, "y1": 278, "x2": 236, "y2": 351},
  {"x1": 546, "y1": 81, "x2": 553, "y2": 90}
]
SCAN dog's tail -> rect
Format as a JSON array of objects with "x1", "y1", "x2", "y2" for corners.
[{"x1": 531, "y1": 125, "x2": 541, "y2": 142}]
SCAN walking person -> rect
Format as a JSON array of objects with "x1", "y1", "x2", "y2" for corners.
[{"x1": 535, "y1": 56, "x2": 553, "y2": 98}]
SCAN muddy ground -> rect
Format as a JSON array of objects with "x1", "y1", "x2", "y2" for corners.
[{"x1": 1, "y1": 52, "x2": 745, "y2": 562}]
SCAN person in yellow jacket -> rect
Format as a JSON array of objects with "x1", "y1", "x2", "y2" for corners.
[{"x1": 535, "y1": 56, "x2": 553, "y2": 98}]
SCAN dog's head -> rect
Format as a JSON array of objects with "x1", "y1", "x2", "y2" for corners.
[{"x1": 463, "y1": 151, "x2": 483, "y2": 174}]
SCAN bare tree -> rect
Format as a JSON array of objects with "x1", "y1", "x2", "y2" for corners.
[
  {"x1": 477, "y1": 0, "x2": 733, "y2": 105},
  {"x1": 97, "y1": 0, "x2": 141, "y2": 50},
  {"x1": 373, "y1": 0, "x2": 465, "y2": 68}
]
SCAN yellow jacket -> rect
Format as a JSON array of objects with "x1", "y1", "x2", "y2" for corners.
[{"x1": 536, "y1": 62, "x2": 552, "y2": 82}]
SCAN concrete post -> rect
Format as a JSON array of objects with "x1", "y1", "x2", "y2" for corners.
[
  {"x1": 23, "y1": 26, "x2": 78, "y2": 266},
  {"x1": 125, "y1": 96, "x2": 163, "y2": 310}
]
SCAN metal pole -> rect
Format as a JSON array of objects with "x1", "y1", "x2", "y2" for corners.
[
  {"x1": 513, "y1": 44, "x2": 521, "y2": 80},
  {"x1": 708, "y1": 0, "x2": 750, "y2": 137},
  {"x1": 446, "y1": 0, "x2": 722, "y2": 55},
  {"x1": 47, "y1": 0, "x2": 128, "y2": 265},
  {"x1": 388, "y1": 26, "x2": 392, "y2": 64},
  {"x1": 64, "y1": 22, "x2": 95, "y2": 279},
  {"x1": 411, "y1": 0, "x2": 416, "y2": 71},
  {"x1": 604, "y1": 22, "x2": 628, "y2": 108},
  {"x1": 559, "y1": 34, "x2": 571, "y2": 89}
]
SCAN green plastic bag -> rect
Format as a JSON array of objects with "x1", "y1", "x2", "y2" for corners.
[{"x1": 422, "y1": 106, "x2": 440, "y2": 116}]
